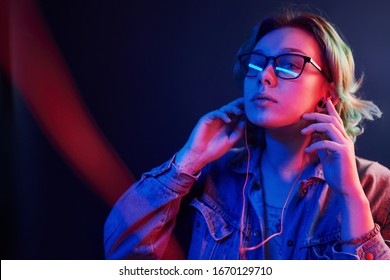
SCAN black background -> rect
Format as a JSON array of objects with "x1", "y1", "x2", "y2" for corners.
[{"x1": 1, "y1": 0, "x2": 389, "y2": 259}]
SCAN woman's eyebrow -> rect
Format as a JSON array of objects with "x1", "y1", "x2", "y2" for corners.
[
  {"x1": 252, "y1": 47, "x2": 307, "y2": 55},
  {"x1": 280, "y1": 47, "x2": 307, "y2": 55}
]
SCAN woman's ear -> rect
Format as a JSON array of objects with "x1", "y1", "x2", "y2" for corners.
[{"x1": 327, "y1": 82, "x2": 339, "y2": 106}]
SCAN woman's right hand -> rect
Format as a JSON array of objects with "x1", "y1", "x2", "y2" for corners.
[{"x1": 175, "y1": 98, "x2": 246, "y2": 175}]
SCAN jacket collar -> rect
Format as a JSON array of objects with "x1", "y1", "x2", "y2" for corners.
[
  {"x1": 228, "y1": 145, "x2": 262, "y2": 175},
  {"x1": 228, "y1": 145, "x2": 326, "y2": 181}
]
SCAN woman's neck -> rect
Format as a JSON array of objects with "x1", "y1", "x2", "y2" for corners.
[{"x1": 262, "y1": 125, "x2": 313, "y2": 181}]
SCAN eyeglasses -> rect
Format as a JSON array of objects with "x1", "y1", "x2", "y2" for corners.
[{"x1": 238, "y1": 52, "x2": 331, "y2": 81}]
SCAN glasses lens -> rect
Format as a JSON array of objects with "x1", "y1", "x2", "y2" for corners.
[
  {"x1": 240, "y1": 54, "x2": 266, "y2": 77},
  {"x1": 275, "y1": 55, "x2": 305, "y2": 79}
]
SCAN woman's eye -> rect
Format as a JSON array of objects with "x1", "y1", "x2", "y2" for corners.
[
  {"x1": 281, "y1": 63, "x2": 299, "y2": 70},
  {"x1": 249, "y1": 60, "x2": 262, "y2": 66}
]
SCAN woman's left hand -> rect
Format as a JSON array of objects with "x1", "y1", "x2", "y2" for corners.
[{"x1": 301, "y1": 99, "x2": 362, "y2": 198}]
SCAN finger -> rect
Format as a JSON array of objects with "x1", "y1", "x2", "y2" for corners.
[
  {"x1": 302, "y1": 111, "x2": 343, "y2": 128},
  {"x1": 325, "y1": 98, "x2": 343, "y2": 124},
  {"x1": 228, "y1": 97, "x2": 244, "y2": 107},
  {"x1": 301, "y1": 123, "x2": 345, "y2": 143},
  {"x1": 227, "y1": 118, "x2": 245, "y2": 144},
  {"x1": 206, "y1": 98, "x2": 245, "y2": 124},
  {"x1": 302, "y1": 112, "x2": 338, "y2": 123},
  {"x1": 302, "y1": 104, "x2": 348, "y2": 139},
  {"x1": 205, "y1": 110, "x2": 232, "y2": 123},
  {"x1": 301, "y1": 113, "x2": 345, "y2": 136},
  {"x1": 223, "y1": 97, "x2": 244, "y2": 107},
  {"x1": 302, "y1": 114, "x2": 348, "y2": 139},
  {"x1": 304, "y1": 139, "x2": 342, "y2": 154},
  {"x1": 220, "y1": 106, "x2": 243, "y2": 116},
  {"x1": 324, "y1": 98, "x2": 349, "y2": 139},
  {"x1": 221, "y1": 98, "x2": 245, "y2": 115}
]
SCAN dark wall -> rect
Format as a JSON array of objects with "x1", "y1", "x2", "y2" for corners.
[{"x1": 2, "y1": 0, "x2": 389, "y2": 259}]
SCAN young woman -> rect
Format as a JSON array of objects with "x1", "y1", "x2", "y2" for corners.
[{"x1": 104, "y1": 9, "x2": 390, "y2": 260}]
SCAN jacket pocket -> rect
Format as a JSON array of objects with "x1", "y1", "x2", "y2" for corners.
[
  {"x1": 187, "y1": 198, "x2": 236, "y2": 259},
  {"x1": 302, "y1": 231, "x2": 340, "y2": 259}
]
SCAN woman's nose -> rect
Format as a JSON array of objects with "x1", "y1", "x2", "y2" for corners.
[{"x1": 258, "y1": 63, "x2": 277, "y2": 87}]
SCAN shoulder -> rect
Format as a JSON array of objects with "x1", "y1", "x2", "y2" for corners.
[
  {"x1": 356, "y1": 157, "x2": 390, "y2": 224},
  {"x1": 205, "y1": 147, "x2": 246, "y2": 174},
  {"x1": 207, "y1": 146, "x2": 260, "y2": 175},
  {"x1": 356, "y1": 156, "x2": 390, "y2": 183},
  {"x1": 194, "y1": 147, "x2": 249, "y2": 190},
  {"x1": 218, "y1": 147, "x2": 248, "y2": 166},
  {"x1": 196, "y1": 146, "x2": 255, "y2": 194},
  {"x1": 356, "y1": 157, "x2": 390, "y2": 237}
]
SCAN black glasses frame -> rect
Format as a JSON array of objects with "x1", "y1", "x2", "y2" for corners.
[{"x1": 238, "y1": 52, "x2": 331, "y2": 82}]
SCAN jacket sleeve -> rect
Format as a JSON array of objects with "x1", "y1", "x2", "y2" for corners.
[
  {"x1": 355, "y1": 160, "x2": 390, "y2": 260},
  {"x1": 330, "y1": 159, "x2": 390, "y2": 260},
  {"x1": 103, "y1": 156, "x2": 198, "y2": 259},
  {"x1": 329, "y1": 232, "x2": 390, "y2": 260}
]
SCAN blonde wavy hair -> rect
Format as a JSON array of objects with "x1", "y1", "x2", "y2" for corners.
[{"x1": 233, "y1": 8, "x2": 382, "y2": 142}]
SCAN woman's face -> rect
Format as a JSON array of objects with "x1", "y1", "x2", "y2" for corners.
[{"x1": 244, "y1": 27, "x2": 331, "y2": 131}]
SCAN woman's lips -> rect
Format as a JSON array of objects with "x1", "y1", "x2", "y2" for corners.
[{"x1": 250, "y1": 94, "x2": 277, "y2": 106}]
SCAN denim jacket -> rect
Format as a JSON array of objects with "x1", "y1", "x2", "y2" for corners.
[{"x1": 104, "y1": 146, "x2": 390, "y2": 259}]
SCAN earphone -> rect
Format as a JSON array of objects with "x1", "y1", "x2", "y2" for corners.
[
  {"x1": 238, "y1": 119, "x2": 305, "y2": 259},
  {"x1": 316, "y1": 97, "x2": 329, "y2": 112},
  {"x1": 238, "y1": 120, "x2": 251, "y2": 258},
  {"x1": 237, "y1": 97, "x2": 330, "y2": 259},
  {"x1": 312, "y1": 97, "x2": 331, "y2": 143}
]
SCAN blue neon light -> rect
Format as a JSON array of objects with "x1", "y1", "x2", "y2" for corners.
[
  {"x1": 248, "y1": 63, "x2": 263, "y2": 72},
  {"x1": 275, "y1": 67, "x2": 298, "y2": 77}
]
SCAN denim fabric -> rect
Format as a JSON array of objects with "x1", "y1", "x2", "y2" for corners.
[{"x1": 104, "y1": 146, "x2": 390, "y2": 259}]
